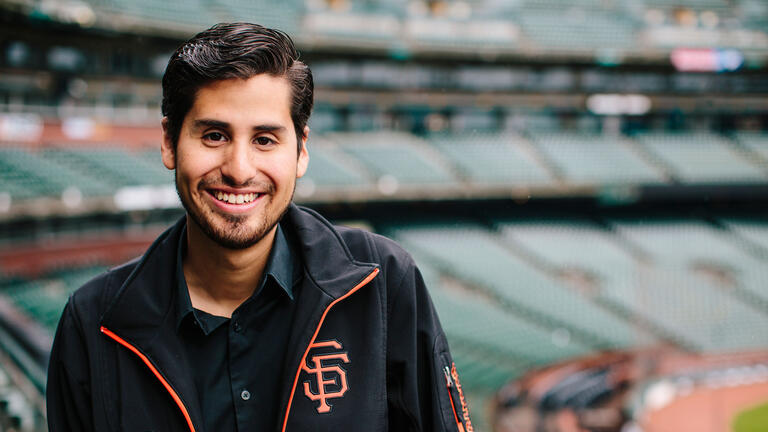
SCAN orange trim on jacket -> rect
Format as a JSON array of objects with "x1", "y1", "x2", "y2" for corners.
[
  {"x1": 280, "y1": 268, "x2": 380, "y2": 432},
  {"x1": 100, "y1": 326, "x2": 196, "y2": 432}
]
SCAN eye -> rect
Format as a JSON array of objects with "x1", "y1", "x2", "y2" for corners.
[
  {"x1": 255, "y1": 136, "x2": 276, "y2": 146},
  {"x1": 203, "y1": 131, "x2": 227, "y2": 143}
]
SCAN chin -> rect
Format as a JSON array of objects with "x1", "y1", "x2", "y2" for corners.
[{"x1": 192, "y1": 211, "x2": 277, "y2": 250}]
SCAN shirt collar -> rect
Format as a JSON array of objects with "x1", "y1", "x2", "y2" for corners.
[{"x1": 175, "y1": 221, "x2": 297, "y2": 332}]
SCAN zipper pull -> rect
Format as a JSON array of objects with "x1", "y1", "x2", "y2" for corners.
[{"x1": 444, "y1": 366, "x2": 453, "y2": 387}]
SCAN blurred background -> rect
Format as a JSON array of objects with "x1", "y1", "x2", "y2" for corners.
[{"x1": 0, "y1": 0, "x2": 767, "y2": 430}]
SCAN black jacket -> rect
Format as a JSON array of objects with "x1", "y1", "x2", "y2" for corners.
[{"x1": 47, "y1": 205, "x2": 473, "y2": 432}]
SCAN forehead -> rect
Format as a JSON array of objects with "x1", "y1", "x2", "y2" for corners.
[{"x1": 187, "y1": 74, "x2": 293, "y2": 126}]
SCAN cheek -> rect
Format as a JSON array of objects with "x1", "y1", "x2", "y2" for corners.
[
  {"x1": 177, "y1": 151, "x2": 220, "y2": 181},
  {"x1": 265, "y1": 152, "x2": 300, "y2": 181}
]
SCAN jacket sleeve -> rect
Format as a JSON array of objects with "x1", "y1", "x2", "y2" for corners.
[
  {"x1": 386, "y1": 259, "x2": 472, "y2": 432},
  {"x1": 47, "y1": 299, "x2": 95, "y2": 431}
]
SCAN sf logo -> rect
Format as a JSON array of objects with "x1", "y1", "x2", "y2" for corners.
[{"x1": 302, "y1": 340, "x2": 350, "y2": 413}]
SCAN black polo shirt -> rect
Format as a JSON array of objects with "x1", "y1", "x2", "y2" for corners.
[{"x1": 175, "y1": 222, "x2": 302, "y2": 432}]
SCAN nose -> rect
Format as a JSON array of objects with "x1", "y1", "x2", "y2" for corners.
[{"x1": 220, "y1": 141, "x2": 256, "y2": 186}]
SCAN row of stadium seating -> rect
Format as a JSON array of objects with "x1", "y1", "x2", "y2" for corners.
[
  {"x1": 0, "y1": 267, "x2": 106, "y2": 332},
  {"x1": 315, "y1": 0, "x2": 768, "y2": 54},
  {"x1": 2, "y1": 131, "x2": 766, "y2": 203},
  {"x1": 24, "y1": 0, "x2": 768, "y2": 53},
  {"x1": 391, "y1": 218, "x2": 768, "y2": 361}
]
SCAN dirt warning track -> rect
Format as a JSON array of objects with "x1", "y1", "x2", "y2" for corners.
[{"x1": 640, "y1": 382, "x2": 768, "y2": 432}]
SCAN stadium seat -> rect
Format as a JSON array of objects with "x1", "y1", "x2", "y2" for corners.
[
  {"x1": 1, "y1": 267, "x2": 106, "y2": 331},
  {"x1": 300, "y1": 137, "x2": 374, "y2": 189},
  {"x1": 0, "y1": 147, "x2": 111, "y2": 200},
  {"x1": 429, "y1": 132, "x2": 554, "y2": 186},
  {"x1": 326, "y1": 132, "x2": 459, "y2": 187},
  {"x1": 529, "y1": 132, "x2": 665, "y2": 185},
  {"x1": 634, "y1": 133, "x2": 766, "y2": 183},
  {"x1": 734, "y1": 132, "x2": 768, "y2": 165},
  {"x1": 517, "y1": 10, "x2": 636, "y2": 52},
  {"x1": 42, "y1": 147, "x2": 171, "y2": 188},
  {"x1": 392, "y1": 224, "x2": 647, "y2": 350}
]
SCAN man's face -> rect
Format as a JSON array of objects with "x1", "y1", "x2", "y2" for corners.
[{"x1": 161, "y1": 74, "x2": 309, "y2": 249}]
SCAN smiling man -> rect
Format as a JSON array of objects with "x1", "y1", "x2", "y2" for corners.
[{"x1": 46, "y1": 23, "x2": 472, "y2": 432}]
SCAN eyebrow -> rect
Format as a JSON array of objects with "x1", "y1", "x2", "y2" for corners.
[{"x1": 192, "y1": 119, "x2": 286, "y2": 133}]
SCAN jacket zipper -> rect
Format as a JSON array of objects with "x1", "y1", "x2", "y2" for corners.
[
  {"x1": 100, "y1": 326, "x2": 196, "y2": 432},
  {"x1": 280, "y1": 268, "x2": 380, "y2": 432},
  {"x1": 444, "y1": 366, "x2": 465, "y2": 432}
]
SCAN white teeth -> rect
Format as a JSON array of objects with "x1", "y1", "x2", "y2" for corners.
[{"x1": 214, "y1": 191, "x2": 260, "y2": 204}]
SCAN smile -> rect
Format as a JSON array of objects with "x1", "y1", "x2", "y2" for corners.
[{"x1": 212, "y1": 191, "x2": 261, "y2": 205}]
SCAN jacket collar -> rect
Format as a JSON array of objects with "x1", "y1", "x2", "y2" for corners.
[
  {"x1": 101, "y1": 204, "x2": 377, "y2": 333},
  {"x1": 282, "y1": 204, "x2": 378, "y2": 298}
]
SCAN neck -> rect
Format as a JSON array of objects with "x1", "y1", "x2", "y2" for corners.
[{"x1": 182, "y1": 217, "x2": 277, "y2": 318}]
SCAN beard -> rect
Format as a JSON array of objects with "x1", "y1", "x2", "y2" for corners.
[{"x1": 176, "y1": 173, "x2": 294, "y2": 250}]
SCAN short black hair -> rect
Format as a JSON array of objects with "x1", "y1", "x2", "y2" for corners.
[{"x1": 161, "y1": 22, "x2": 313, "y2": 150}]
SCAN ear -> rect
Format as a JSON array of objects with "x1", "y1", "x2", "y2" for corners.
[
  {"x1": 160, "y1": 117, "x2": 176, "y2": 170},
  {"x1": 296, "y1": 125, "x2": 310, "y2": 178}
]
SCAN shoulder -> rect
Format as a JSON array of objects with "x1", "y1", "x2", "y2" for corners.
[
  {"x1": 335, "y1": 225, "x2": 418, "y2": 284},
  {"x1": 67, "y1": 257, "x2": 140, "y2": 323},
  {"x1": 66, "y1": 218, "x2": 184, "y2": 321},
  {"x1": 336, "y1": 226, "x2": 419, "y2": 295},
  {"x1": 289, "y1": 204, "x2": 416, "y2": 271}
]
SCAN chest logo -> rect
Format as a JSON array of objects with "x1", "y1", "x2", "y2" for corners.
[{"x1": 302, "y1": 340, "x2": 350, "y2": 413}]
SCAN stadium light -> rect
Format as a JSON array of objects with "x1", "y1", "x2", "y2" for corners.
[
  {"x1": 61, "y1": 186, "x2": 82, "y2": 208},
  {"x1": 0, "y1": 114, "x2": 43, "y2": 142},
  {"x1": 586, "y1": 94, "x2": 652, "y2": 116},
  {"x1": 114, "y1": 185, "x2": 180, "y2": 211},
  {"x1": 296, "y1": 179, "x2": 316, "y2": 198},
  {"x1": 377, "y1": 175, "x2": 399, "y2": 196},
  {"x1": 0, "y1": 192, "x2": 10, "y2": 213}
]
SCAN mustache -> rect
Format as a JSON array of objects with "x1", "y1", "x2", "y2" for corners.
[{"x1": 198, "y1": 176, "x2": 275, "y2": 193}]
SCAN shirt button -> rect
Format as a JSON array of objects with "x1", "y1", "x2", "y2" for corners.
[
  {"x1": 233, "y1": 322, "x2": 242, "y2": 333},
  {"x1": 241, "y1": 390, "x2": 251, "y2": 401}
]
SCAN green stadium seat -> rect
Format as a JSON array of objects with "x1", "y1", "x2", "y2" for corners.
[
  {"x1": 327, "y1": 132, "x2": 460, "y2": 187},
  {"x1": 392, "y1": 224, "x2": 646, "y2": 350},
  {"x1": 635, "y1": 133, "x2": 766, "y2": 183},
  {"x1": 2, "y1": 267, "x2": 106, "y2": 331},
  {"x1": 530, "y1": 133, "x2": 665, "y2": 185},
  {"x1": 42, "y1": 147, "x2": 172, "y2": 188},
  {"x1": 496, "y1": 221, "x2": 637, "y2": 284},
  {"x1": 518, "y1": 10, "x2": 636, "y2": 51},
  {"x1": 206, "y1": 0, "x2": 301, "y2": 33},
  {"x1": 599, "y1": 265, "x2": 768, "y2": 352},
  {"x1": 93, "y1": 0, "x2": 216, "y2": 29},
  {"x1": 0, "y1": 147, "x2": 111, "y2": 199},
  {"x1": 734, "y1": 132, "x2": 768, "y2": 165},
  {"x1": 429, "y1": 133, "x2": 553, "y2": 186},
  {"x1": 300, "y1": 137, "x2": 374, "y2": 189}
]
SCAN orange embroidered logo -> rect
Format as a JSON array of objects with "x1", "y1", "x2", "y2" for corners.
[
  {"x1": 302, "y1": 340, "x2": 350, "y2": 413},
  {"x1": 451, "y1": 363, "x2": 473, "y2": 432}
]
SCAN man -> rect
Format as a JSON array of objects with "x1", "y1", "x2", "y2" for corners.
[{"x1": 46, "y1": 22, "x2": 472, "y2": 432}]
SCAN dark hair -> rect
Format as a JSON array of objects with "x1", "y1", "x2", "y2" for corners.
[{"x1": 161, "y1": 22, "x2": 313, "y2": 150}]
